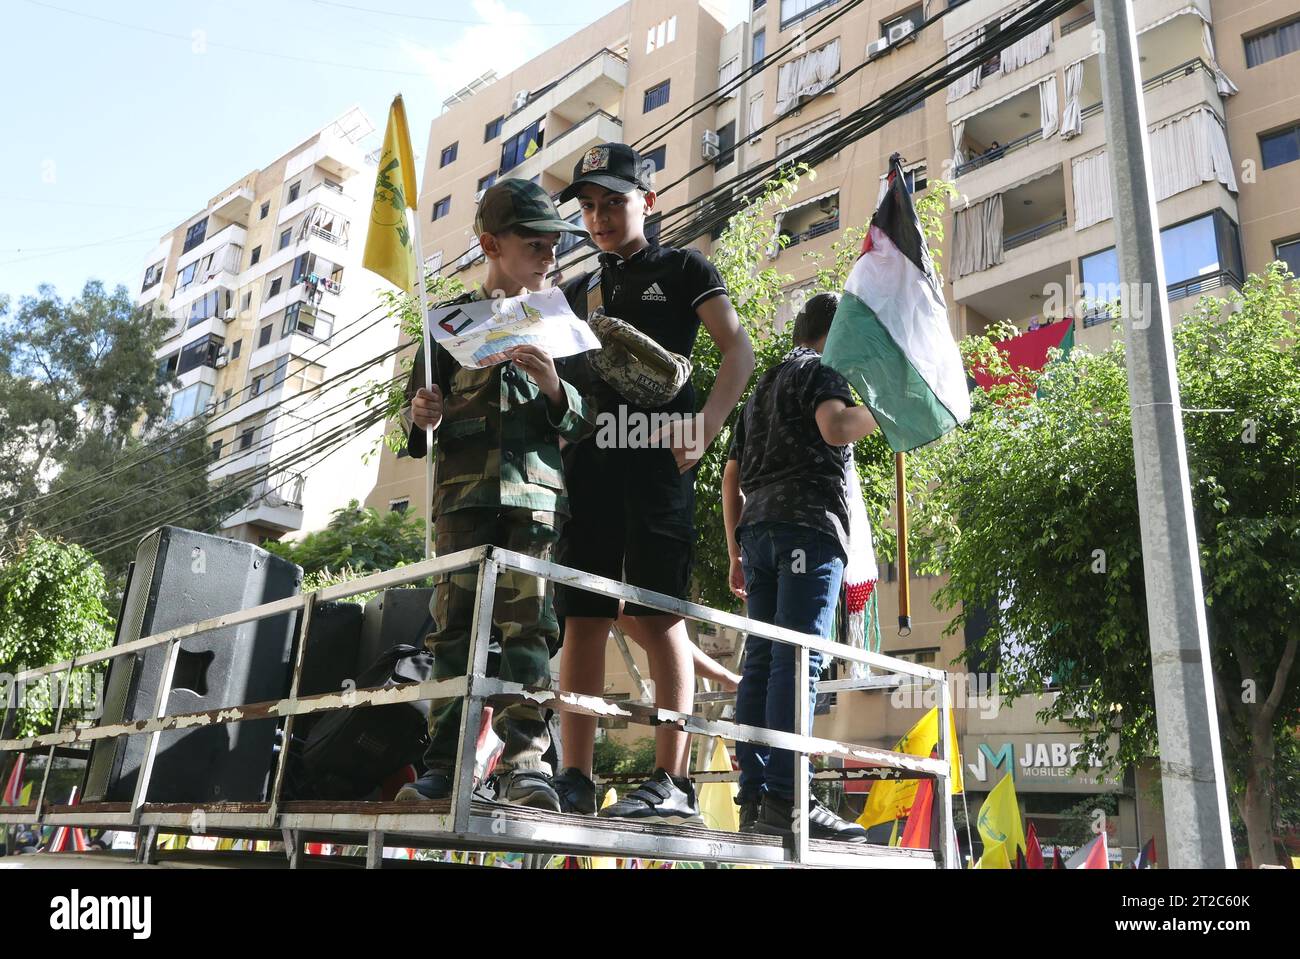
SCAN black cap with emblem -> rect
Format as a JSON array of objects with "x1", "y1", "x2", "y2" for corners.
[{"x1": 558, "y1": 143, "x2": 654, "y2": 202}]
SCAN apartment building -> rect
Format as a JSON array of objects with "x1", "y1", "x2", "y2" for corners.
[
  {"x1": 360, "y1": 0, "x2": 1297, "y2": 859},
  {"x1": 137, "y1": 108, "x2": 401, "y2": 544}
]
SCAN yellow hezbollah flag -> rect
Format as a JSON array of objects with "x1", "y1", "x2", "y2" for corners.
[
  {"x1": 698, "y1": 737, "x2": 740, "y2": 832},
  {"x1": 975, "y1": 771, "x2": 1026, "y2": 869},
  {"x1": 857, "y1": 706, "x2": 963, "y2": 829},
  {"x1": 363, "y1": 95, "x2": 420, "y2": 292}
]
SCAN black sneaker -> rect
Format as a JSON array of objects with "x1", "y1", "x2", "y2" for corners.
[
  {"x1": 553, "y1": 767, "x2": 597, "y2": 815},
  {"x1": 599, "y1": 768, "x2": 703, "y2": 825},
  {"x1": 491, "y1": 769, "x2": 561, "y2": 812},
  {"x1": 757, "y1": 794, "x2": 869, "y2": 844},
  {"x1": 737, "y1": 795, "x2": 762, "y2": 833},
  {"x1": 395, "y1": 769, "x2": 453, "y2": 802}
]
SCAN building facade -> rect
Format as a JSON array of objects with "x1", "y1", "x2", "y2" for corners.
[
  {"x1": 137, "y1": 108, "x2": 402, "y2": 544},
  {"x1": 362, "y1": 0, "x2": 1297, "y2": 860}
]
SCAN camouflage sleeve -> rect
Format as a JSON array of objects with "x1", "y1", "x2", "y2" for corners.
[
  {"x1": 546, "y1": 375, "x2": 597, "y2": 443},
  {"x1": 401, "y1": 340, "x2": 452, "y2": 459}
]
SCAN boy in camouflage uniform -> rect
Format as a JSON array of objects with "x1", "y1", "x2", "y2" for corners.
[{"x1": 395, "y1": 179, "x2": 595, "y2": 810}]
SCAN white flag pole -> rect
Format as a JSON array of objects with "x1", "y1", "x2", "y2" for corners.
[{"x1": 407, "y1": 187, "x2": 435, "y2": 560}]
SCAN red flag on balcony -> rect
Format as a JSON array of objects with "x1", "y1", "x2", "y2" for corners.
[{"x1": 969, "y1": 318, "x2": 1075, "y2": 400}]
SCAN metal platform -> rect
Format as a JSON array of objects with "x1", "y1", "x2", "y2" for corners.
[{"x1": 2, "y1": 545, "x2": 959, "y2": 869}]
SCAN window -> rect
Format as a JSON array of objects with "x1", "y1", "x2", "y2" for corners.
[
  {"x1": 440, "y1": 142, "x2": 458, "y2": 167},
  {"x1": 557, "y1": 213, "x2": 587, "y2": 257},
  {"x1": 390, "y1": 498, "x2": 410, "y2": 513},
  {"x1": 774, "y1": 38, "x2": 840, "y2": 116},
  {"x1": 754, "y1": 0, "x2": 766, "y2": 10},
  {"x1": 278, "y1": 228, "x2": 292, "y2": 250},
  {"x1": 288, "y1": 181, "x2": 301, "y2": 203},
  {"x1": 239, "y1": 426, "x2": 255, "y2": 450},
  {"x1": 259, "y1": 324, "x2": 273, "y2": 347},
  {"x1": 222, "y1": 388, "x2": 232, "y2": 409},
  {"x1": 485, "y1": 116, "x2": 503, "y2": 141},
  {"x1": 753, "y1": 29, "x2": 766, "y2": 64},
  {"x1": 499, "y1": 118, "x2": 544, "y2": 174},
  {"x1": 646, "y1": 16, "x2": 678, "y2": 53},
  {"x1": 291, "y1": 252, "x2": 311, "y2": 286},
  {"x1": 715, "y1": 120, "x2": 736, "y2": 170},
  {"x1": 1276, "y1": 237, "x2": 1300, "y2": 277},
  {"x1": 187, "y1": 290, "x2": 228, "y2": 327},
  {"x1": 177, "y1": 334, "x2": 224, "y2": 374},
  {"x1": 259, "y1": 201, "x2": 270, "y2": 219},
  {"x1": 273, "y1": 355, "x2": 289, "y2": 387},
  {"x1": 882, "y1": 5, "x2": 924, "y2": 40},
  {"x1": 211, "y1": 438, "x2": 223, "y2": 459},
  {"x1": 776, "y1": 110, "x2": 840, "y2": 160},
  {"x1": 477, "y1": 172, "x2": 498, "y2": 194},
  {"x1": 644, "y1": 80, "x2": 671, "y2": 113},
  {"x1": 1261, "y1": 123, "x2": 1300, "y2": 170},
  {"x1": 240, "y1": 291, "x2": 251, "y2": 312},
  {"x1": 284, "y1": 303, "x2": 334, "y2": 340},
  {"x1": 250, "y1": 373, "x2": 268, "y2": 398},
  {"x1": 644, "y1": 145, "x2": 667, "y2": 177},
  {"x1": 168, "y1": 382, "x2": 213, "y2": 422},
  {"x1": 176, "y1": 260, "x2": 200, "y2": 291},
  {"x1": 182, "y1": 217, "x2": 208, "y2": 253},
  {"x1": 432, "y1": 196, "x2": 451, "y2": 221},
  {"x1": 142, "y1": 261, "x2": 164, "y2": 292},
  {"x1": 1245, "y1": 15, "x2": 1300, "y2": 68},
  {"x1": 231, "y1": 339, "x2": 243, "y2": 360},
  {"x1": 157, "y1": 352, "x2": 179, "y2": 383},
  {"x1": 268, "y1": 277, "x2": 282, "y2": 298},
  {"x1": 780, "y1": 0, "x2": 836, "y2": 29},
  {"x1": 250, "y1": 245, "x2": 261, "y2": 266}
]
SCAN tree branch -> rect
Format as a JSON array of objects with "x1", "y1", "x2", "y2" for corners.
[{"x1": 1261, "y1": 630, "x2": 1299, "y2": 722}]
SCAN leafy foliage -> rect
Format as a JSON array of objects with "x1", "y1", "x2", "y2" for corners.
[
  {"x1": 0, "y1": 534, "x2": 113, "y2": 736},
  {"x1": 263, "y1": 499, "x2": 426, "y2": 578}
]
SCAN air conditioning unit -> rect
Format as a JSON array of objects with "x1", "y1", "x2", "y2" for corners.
[
  {"x1": 866, "y1": 36, "x2": 891, "y2": 59},
  {"x1": 214, "y1": 347, "x2": 230, "y2": 369},
  {"x1": 222, "y1": 307, "x2": 236, "y2": 322},
  {"x1": 701, "y1": 129, "x2": 720, "y2": 161},
  {"x1": 510, "y1": 90, "x2": 530, "y2": 112},
  {"x1": 888, "y1": 19, "x2": 916, "y2": 45}
]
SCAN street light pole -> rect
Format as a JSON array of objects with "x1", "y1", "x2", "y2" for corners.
[{"x1": 1094, "y1": 0, "x2": 1234, "y2": 868}]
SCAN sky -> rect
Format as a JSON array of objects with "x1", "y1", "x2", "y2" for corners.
[{"x1": 0, "y1": 0, "x2": 746, "y2": 305}]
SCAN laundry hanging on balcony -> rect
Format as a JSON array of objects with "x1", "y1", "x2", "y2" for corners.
[{"x1": 774, "y1": 38, "x2": 840, "y2": 117}]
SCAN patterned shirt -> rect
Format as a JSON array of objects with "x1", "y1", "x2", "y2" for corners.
[
  {"x1": 726, "y1": 347, "x2": 857, "y2": 560},
  {"x1": 401, "y1": 288, "x2": 597, "y2": 517}
]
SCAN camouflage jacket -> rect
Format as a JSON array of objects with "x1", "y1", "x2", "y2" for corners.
[{"x1": 401, "y1": 289, "x2": 597, "y2": 517}]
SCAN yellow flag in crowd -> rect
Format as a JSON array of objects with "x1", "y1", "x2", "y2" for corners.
[
  {"x1": 363, "y1": 95, "x2": 420, "y2": 292},
  {"x1": 857, "y1": 706, "x2": 963, "y2": 830},
  {"x1": 697, "y1": 737, "x2": 740, "y2": 832},
  {"x1": 589, "y1": 788, "x2": 621, "y2": 869},
  {"x1": 976, "y1": 772, "x2": 1026, "y2": 869}
]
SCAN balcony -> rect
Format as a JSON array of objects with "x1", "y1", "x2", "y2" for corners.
[
  {"x1": 285, "y1": 129, "x2": 364, "y2": 182},
  {"x1": 509, "y1": 110, "x2": 623, "y2": 185},
  {"x1": 1059, "y1": 1, "x2": 1094, "y2": 37},
  {"x1": 954, "y1": 85, "x2": 1044, "y2": 178},
  {"x1": 209, "y1": 183, "x2": 255, "y2": 220},
  {"x1": 221, "y1": 470, "x2": 305, "y2": 534},
  {"x1": 958, "y1": 261, "x2": 1076, "y2": 339},
  {"x1": 501, "y1": 48, "x2": 627, "y2": 141}
]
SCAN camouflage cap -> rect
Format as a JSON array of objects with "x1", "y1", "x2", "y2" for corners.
[
  {"x1": 587, "y1": 308, "x2": 693, "y2": 408},
  {"x1": 475, "y1": 178, "x2": 588, "y2": 236}
]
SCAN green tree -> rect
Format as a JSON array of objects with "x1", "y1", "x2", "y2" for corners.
[
  {"x1": 0, "y1": 534, "x2": 113, "y2": 737},
  {"x1": 910, "y1": 262, "x2": 1300, "y2": 865},
  {"x1": 263, "y1": 499, "x2": 426, "y2": 578}
]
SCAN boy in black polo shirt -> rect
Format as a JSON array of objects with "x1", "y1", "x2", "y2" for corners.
[
  {"x1": 551, "y1": 143, "x2": 755, "y2": 822},
  {"x1": 722, "y1": 292, "x2": 877, "y2": 841}
]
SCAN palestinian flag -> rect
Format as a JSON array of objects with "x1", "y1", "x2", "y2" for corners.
[
  {"x1": 822, "y1": 155, "x2": 970, "y2": 452},
  {"x1": 1132, "y1": 836, "x2": 1157, "y2": 869},
  {"x1": 969, "y1": 319, "x2": 1074, "y2": 400}
]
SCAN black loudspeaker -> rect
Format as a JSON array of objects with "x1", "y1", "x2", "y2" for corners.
[
  {"x1": 291, "y1": 600, "x2": 364, "y2": 740},
  {"x1": 83, "y1": 527, "x2": 302, "y2": 804},
  {"x1": 359, "y1": 588, "x2": 434, "y2": 671}
]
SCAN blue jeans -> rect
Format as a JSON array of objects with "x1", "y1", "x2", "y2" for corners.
[{"x1": 735, "y1": 521, "x2": 845, "y2": 802}]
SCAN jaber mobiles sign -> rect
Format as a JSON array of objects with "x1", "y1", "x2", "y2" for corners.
[{"x1": 964, "y1": 734, "x2": 1123, "y2": 793}]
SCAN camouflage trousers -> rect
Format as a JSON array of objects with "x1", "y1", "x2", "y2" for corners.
[{"x1": 422, "y1": 506, "x2": 559, "y2": 776}]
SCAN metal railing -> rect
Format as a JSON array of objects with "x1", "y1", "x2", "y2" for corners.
[
  {"x1": 955, "y1": 127, "x2": 1043, "y2": 177},
  {"x1": 1060, "y1": 10, "x2": 1095, "y2": 35},
  {"x1": 0, "y1": 546, "x2": 957, "y2": 869},
  {"x1": 1004, "y1": 215, "x2": 1068, "y2": 251}
]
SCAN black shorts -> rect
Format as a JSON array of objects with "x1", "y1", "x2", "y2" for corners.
[{"x1": 555, "y1": 438, "x2": 697, "y2": 619}]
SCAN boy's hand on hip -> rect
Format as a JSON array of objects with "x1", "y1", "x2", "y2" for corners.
[
  {"x1": 651, "y1": 413, "x2": 707, "y2": 474},
  {"x1": 507, "y1": 345, "x2": 562, "y2": 404},
  {"x1": 412, "y1": 385, "x2": 443, "y2": 430}
]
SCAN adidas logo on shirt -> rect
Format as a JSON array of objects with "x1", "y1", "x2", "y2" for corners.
[{"x1": 641, "y1": 282, "x2": 668, "y2": 303}]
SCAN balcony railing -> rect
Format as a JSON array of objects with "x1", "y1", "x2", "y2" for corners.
[
  {"x1": 1079, "y1": 58, "x2": 1215, "y2": 118},
  {"x1": 1082, "y1": 270, "x2": 1243, "y2": 326},
  {"x1": 1004, "y1": 215, "x2": 1068, "y2": 251},
  {"x1": 507, "y1": 47, "x2": 628, "y2": 119},
  {"x1": 782, "y1": 215, "x2": 840, "y2": 250},
  {"x1": 548, "y1": 108, "x2": 622, "y2": 150},
  {"x1": 955, "y1": 126, "x2": 1043, "y2": 177},
  {"x1": 249, "y1": 470, "x2": 305, "y2": 510},
  {"x1": 1060, "y1": 10, "x2": 1095, "y2": 35}
]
